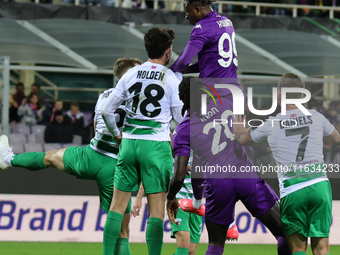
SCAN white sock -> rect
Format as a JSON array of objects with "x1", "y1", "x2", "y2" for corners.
[
  {"x1": 193, "y1": 197, "x2": 203, "y2": 209},
  {"x1": 228, "y1": 221, "x2": 236, "y2": 228},
  {"x1": 5, "y1": 149, "x2": 14, "y2": 166}
]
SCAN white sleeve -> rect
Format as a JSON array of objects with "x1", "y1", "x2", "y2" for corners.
[
  {"x1": 322, "y1": 114, "x2": 335, "y2": 136},
  {"x1": 102, "y1": 90, "x2": 124, "y2": 137},
  {"x1": 171, "y1": 105, "x2": 184, "y2": 124},
  {"x1": 250, "y1": 119, "x2": 271, "y2": 143}
]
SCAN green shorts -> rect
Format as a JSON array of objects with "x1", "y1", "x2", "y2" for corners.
[
  {"x1": 114, "y1": 139, "x2": 173, "y2": 194},
  {"x1": 63, "y1": 145, "x2": 131, "y2": 214},
  {"x1": 170, "y1": 203, "x2": 203, "y2": 244},
  {"x1": 280, "y1": 180, "x2": 332, "y2": 237}
]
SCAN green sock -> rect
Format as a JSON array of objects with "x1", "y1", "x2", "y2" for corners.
[
  {"x1": 11, "y1": 152, "x2": 47, "y2": 170},
  {"x1": 146, "y1": 217, "x2": 164, "y2": 255},
  {"x1": 292, "y1": 252, "x2": 307, "y2": 255},
  {"x1": 103, "y1": 211, "x2": 123, "y2": 255},
  {"x1": 114, "y1": 238, "x2": 131, "y2": 255},
  {"x1": 175, "y1": 247, "x2": 189, "y2": 255}
]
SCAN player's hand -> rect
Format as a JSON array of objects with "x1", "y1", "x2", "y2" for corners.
[
  {"x1": 132, "y1": 198, "x2": 142, "y2": 217},
  {"x1": 232, "y1": 115, "x2": 251, "y2": 133},
  {"x1": 113, "y1": 133, "x2": 122, "y2": 144},
  {"x1": 167, "y1": 198, "x2": 179, "y2": 224},
  {"x1": 186, "y1": 164, "x2": 191, "y2": 176}
]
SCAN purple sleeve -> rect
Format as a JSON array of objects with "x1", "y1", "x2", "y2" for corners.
[
  {"x1": 173, "y1": 132, "x2": 191, "y2": 157},
  {"x1": 170, "y1": 44, "x2": 200, "y2": 73}
]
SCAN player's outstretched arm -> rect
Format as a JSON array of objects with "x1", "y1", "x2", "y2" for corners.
[
  {"x1": 170, "y1": 45, "x2": 200, "y2": 73},
  {"x1": 324, "y1": 129, "x2": 340, "y2": 144},
  {"x1": 233, "y1": 115, "x2": 253, "y2": 146}
]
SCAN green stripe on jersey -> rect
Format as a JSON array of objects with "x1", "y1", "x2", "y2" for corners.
[
  {"x1": 126, "y1": 117, "x2": 162, "y2": 128},
  {"x1": 123, "y1": 126, "x2": 157, "y2": 135},
  {"x1": 90, "y1": 139, "x2": 119, "y2": 155},
  {"x1": 96, "y1": 133, "x2": 117, "y2": 143},
  {"x1": 283, "y1": 171, "x2": 325, "y2": 188}
]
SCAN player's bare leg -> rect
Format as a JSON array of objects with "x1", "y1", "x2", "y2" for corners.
[
  {"x1": 257, "y1": 202, "x2": 292, "y2": 255},
  {"x1": 205, "y1": 218, "x2": 228, "y2": 255},
  {"x1": 286, "y1": 232, "x2": 307, "y2": 254},
  {"x1": 311, "y1": 237, "x2": 329, "y2": 255},
  {"x1": 114, "y1": 212, "x2": 131, "y2": 255},
  {"x1": 44, "y1": 148, "x2": 67, "y2": 172},
  {"x1": 146, "y1": 192, "x2": 167, "y2": 255},
  {"x1": 174, "y1": 231, "x2": 191, "y2": 254},
  {"x1": 189, "y1": 243, "x2": 198, "y2": 255},
  {"x1": 0, "y1": 135, "x2": 67, "y2": 172}
]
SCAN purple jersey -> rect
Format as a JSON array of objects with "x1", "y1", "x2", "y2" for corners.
[
  {"x1": 190, "y1": 94, "x2": 252, "y2": 179},
  {"x1": 171, "y1": 11, "x2": 239, "y2": 81},
  {"x1": 172, "y1": 112, "x2": 190, "y2": 157}
]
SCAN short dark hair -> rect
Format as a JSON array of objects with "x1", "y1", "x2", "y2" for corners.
[
  {"x1": 70, "y1": 102, "x2": 79, "y2": 108},
  {"x1": 278, "y1": 73, "x2": 305, "y2": 99},
  {"x1": 179, "y1": 76, "x2": 191, "y2": 116},
  {"x1": 184, "y1": 0, "x2": 215, "y2": 7},
  {"x1": 113, "y1": 58, "x2": 143, "y2": 80},
  {"x1": 144, "y1": 27, "x2": 175, "y2": 59},
  {"x1": 31, "y1": 82, "x2": 41, "y2": 89},
  {"x1": 16, "y1": 82, "x2": 24, "y2": 88}
]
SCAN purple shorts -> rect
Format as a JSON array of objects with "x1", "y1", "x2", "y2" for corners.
[{"x1": 204, "y1": 177, "x2": 279, "y2": 225}]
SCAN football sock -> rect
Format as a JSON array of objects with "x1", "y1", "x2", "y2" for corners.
[
  {"x1": 292, "y1": 252, "x2": 307, "y2": 255},
  {"x1": 146, "y1": 217, "x2": 164, "y2": 255},
  {"x1": 103, "y1": 211, "x2": 123, "y2": 255},
  {"x1": 114, "y1": 237, "x2": 131, "y2": 255},
  {"x1": 175, "y1": 247, "x2": 189, "y2": 255},
  {"x1": 11, "y1": 152, "x2": 47, "y2": 170},
  {"x1": 206, "y1": 245, "x2": 224, "y2": 255}
]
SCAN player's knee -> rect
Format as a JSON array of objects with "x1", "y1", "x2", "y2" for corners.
[
  {"x1": 175, "y1": 231, "x2": 190, "y2": 249},
  {"x1": 43, "y1": 150, "x2": 57, "y2": 167},
  {"x1": 118, "y1": 226, "x2": 129, "y2": 239}
]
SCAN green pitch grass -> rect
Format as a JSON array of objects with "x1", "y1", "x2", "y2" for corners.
[{"x1": 1, "y1": 242, "x2": 339, "y2": 255}]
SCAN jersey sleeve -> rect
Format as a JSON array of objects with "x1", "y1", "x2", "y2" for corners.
[
  {"x1": 187, "y1": 24, "x2": 211, "y2": 52},
  {"x1": 250, "y1": 119, "x2": 272, "y2": 143},
  {"x1": 321, "y1": 113, "x2": 335, "y2": 136},
  {"x1": 173, "y1": 133, "x2": 191, "y2": 157}
]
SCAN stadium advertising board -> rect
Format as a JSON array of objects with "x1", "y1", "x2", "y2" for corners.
[{"x1": 0, "y1": 194, "x2": 339, "y2": 244}]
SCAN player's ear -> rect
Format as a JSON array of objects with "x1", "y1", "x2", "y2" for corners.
[{"x1": 278, "y1": 92, "x2": 282, "y2": 105}]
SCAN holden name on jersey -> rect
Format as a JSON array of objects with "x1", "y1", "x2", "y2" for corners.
[
  {"x1": 279, "y1": 115, "x2": 313, "y2": 129},
  {"x1": 136, "y1": 70, "x2": 165, "y2": 81}
]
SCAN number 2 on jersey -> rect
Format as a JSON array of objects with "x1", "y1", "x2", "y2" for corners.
[
  {"x1": 128, "y1": 82, "x2": 165, "y2": 117},
  {"x1": 218, "y1": 31, "x2": 238, "y2": 68}
]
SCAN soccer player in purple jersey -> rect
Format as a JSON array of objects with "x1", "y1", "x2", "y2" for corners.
[{"x1": 167, "y1": 77, "x2": 291, "y2": 255}]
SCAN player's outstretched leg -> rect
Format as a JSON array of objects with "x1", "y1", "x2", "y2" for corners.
[
  {"x1": 0, "y1": 135, "x2": 14, "y2": 170},
  {"x1": 205, "y1": 218, "x2": 228, "y2": 255},
  {"x1": 257, "y1": 202, "x2": 291, "y2": 255}
]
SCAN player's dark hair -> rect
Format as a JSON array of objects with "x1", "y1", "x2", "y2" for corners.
[
  {"x1": 144, "y1": 27, "x2": 175, "y2": 59},
  {"x1": 16, "y1": 82, "x2": 24, "y2": 88},
  {"x1": 114, "y1": 58, "x2": 143, "y2": 80},
  {"x1": 278, "y1": 73, "x2": 305, "y2": 99},
  {"x1": 184, "y1": 0, "x2": 215, "y2": 7},
  {"x1": 179, "y1": 76, "x2": 191, "y2": 116}
]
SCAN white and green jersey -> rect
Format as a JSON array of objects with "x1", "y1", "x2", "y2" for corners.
[
  {"x1": 250, "y1": 109, "x2": 335, "y2": 198},
  {"x1": 114, "y1": 61, "x2": 183, "y2": 141},
  {"x1": 175, "y1": 157, "x2": 194, "y2": 200},
  {"x1": 90, "y1": 88, "x2": 125, "y2": 159}
]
